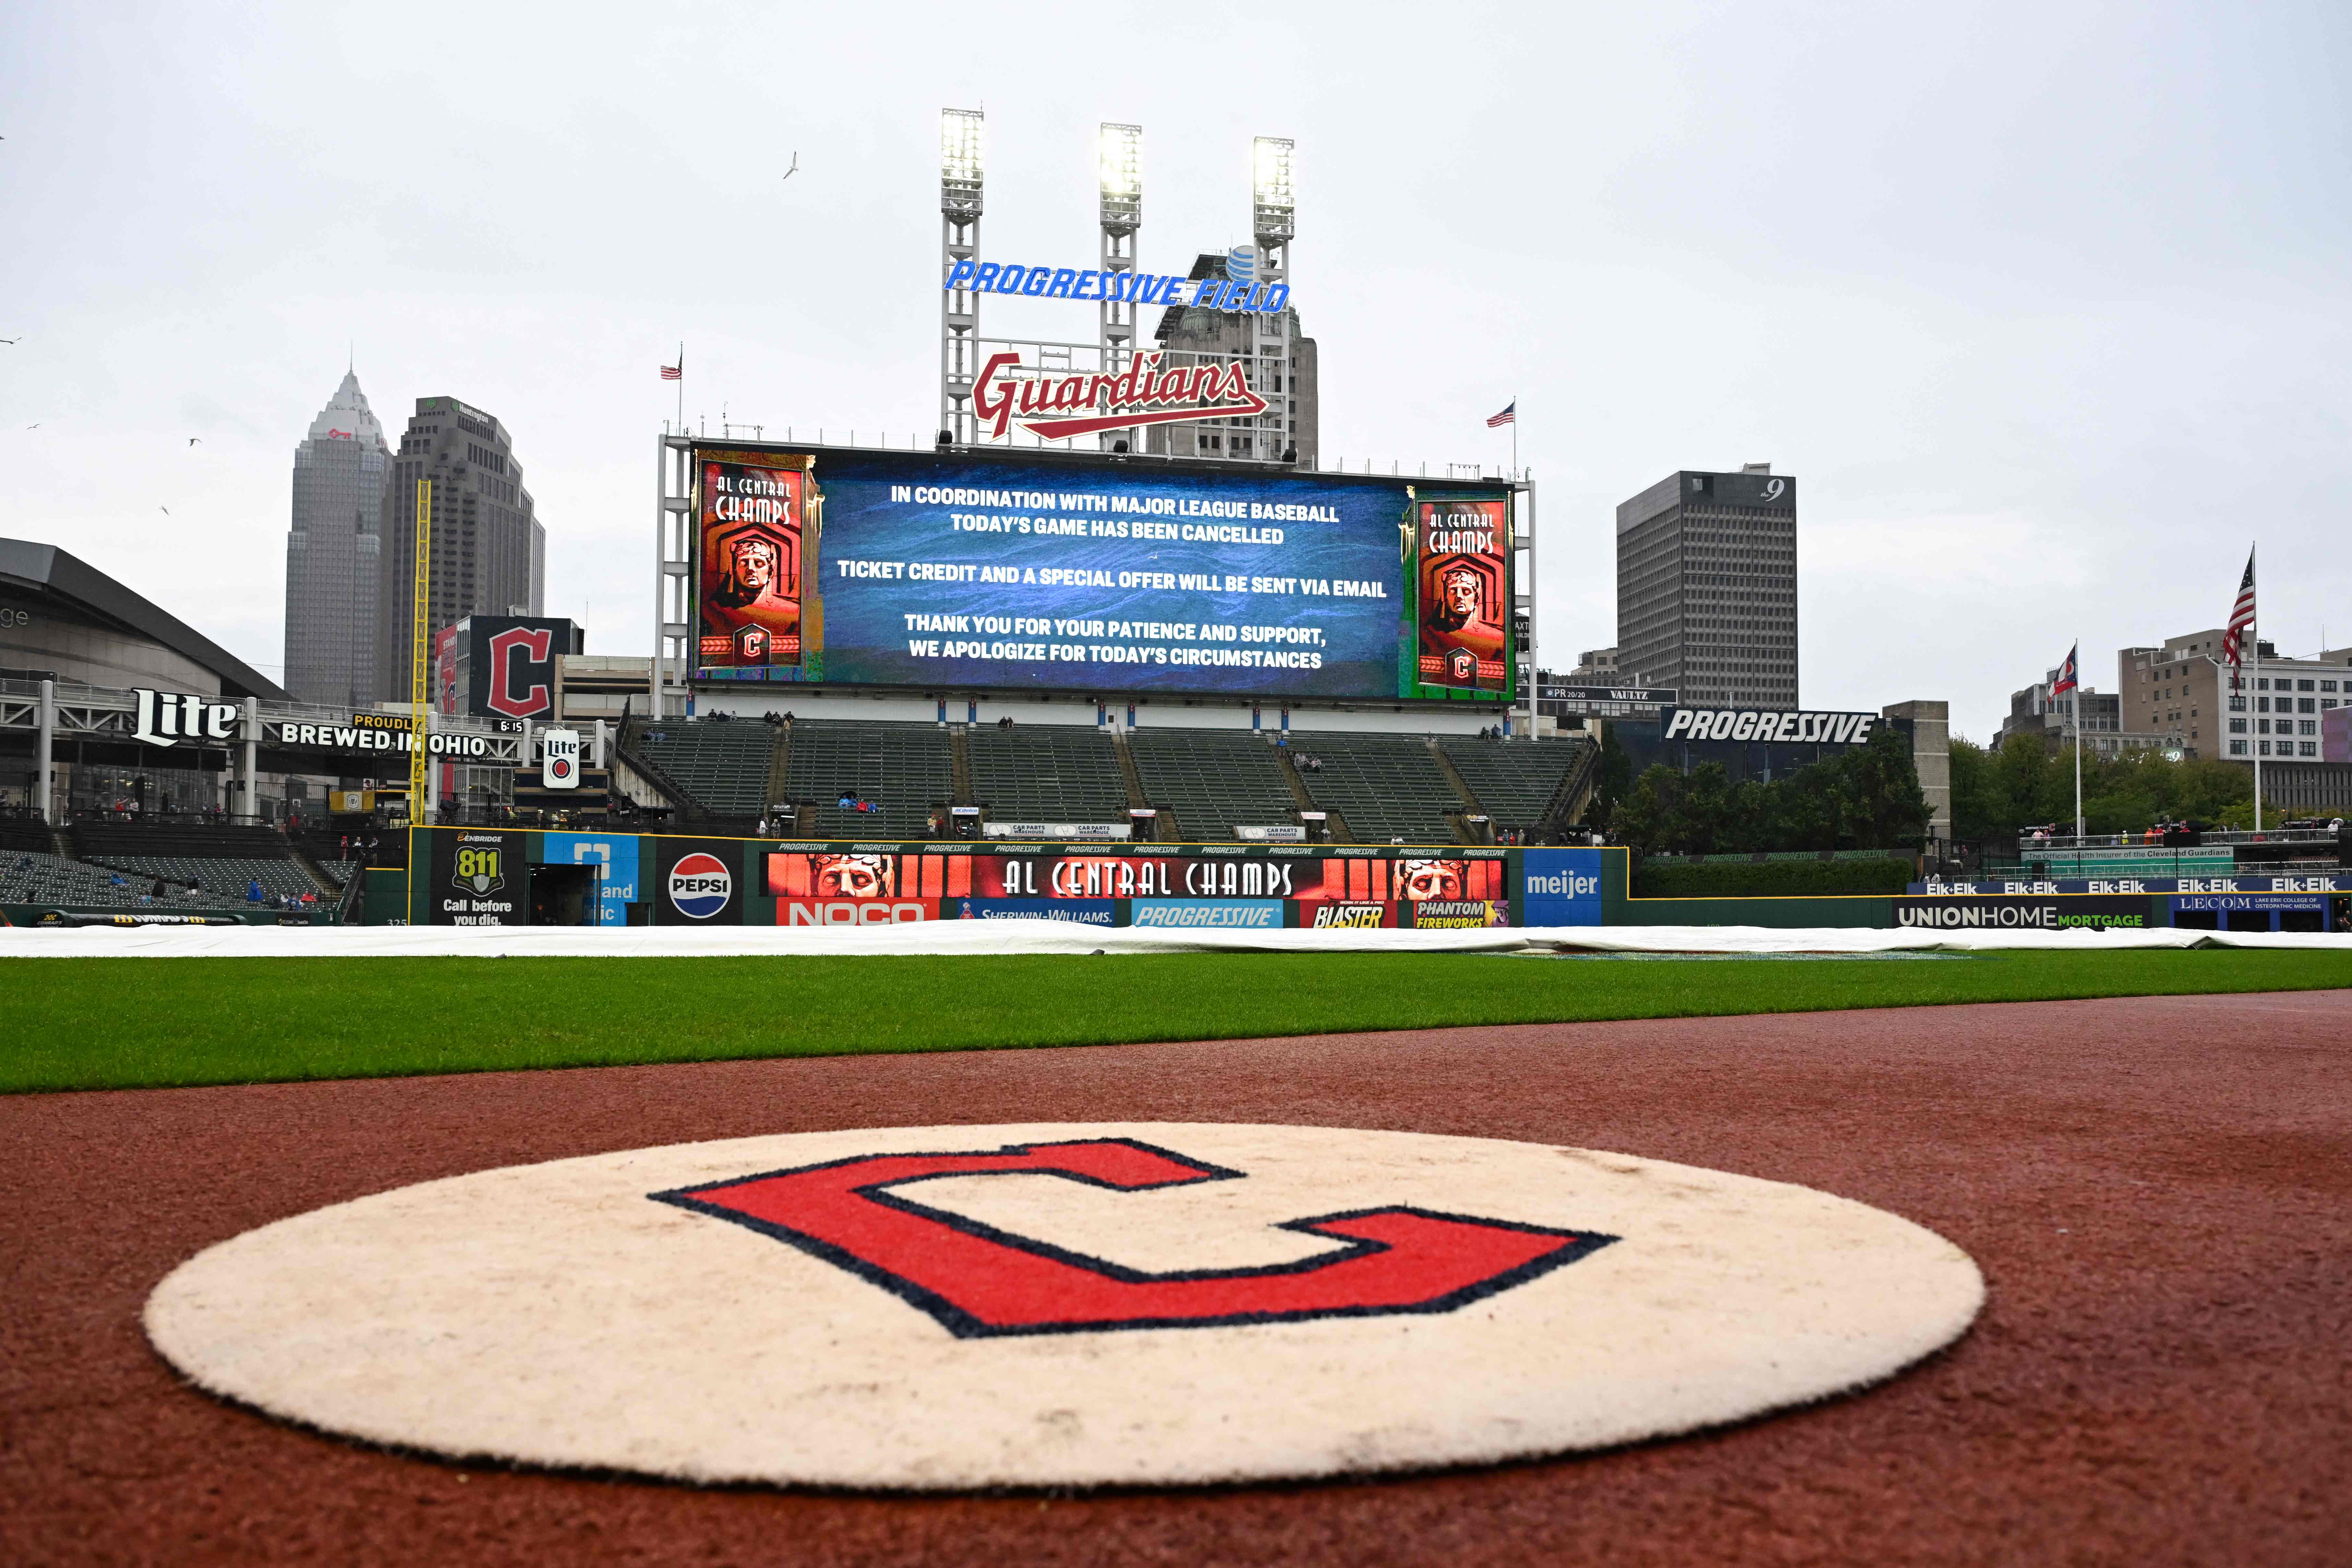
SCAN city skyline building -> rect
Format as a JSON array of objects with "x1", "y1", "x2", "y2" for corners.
[
  {"x1": 281, "y1": 369, "x2": 389, "y2": 708},
  {"x1": 373, "y1": 395, "x2": 544, "y2": 704},
  {"x1": 1142, "y1": 248, "x2": 1319, "y2": 463},
  {"x1": 1615, "y1": 465, "x2": 1799, "y2": 708},
  {"x1": 2121, "y1": 630, "x2": 2350, "y2": 765}
]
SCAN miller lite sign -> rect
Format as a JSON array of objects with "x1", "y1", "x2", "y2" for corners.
[
  {"x1": 129, "y1": 688, "x2": 243, "y2": 748},
  {"x1": 540, "y1": 727, "x2": 580, "y2": 790}
]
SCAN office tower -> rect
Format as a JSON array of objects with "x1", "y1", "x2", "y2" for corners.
[
  {"x1": 1616, "y1": 465, "x2": 1798, "y2": 707},
  {"x1": 374, "y1": 396, "x2": 545, "y2": 702},
  {"x1": 282, "y1": 370, "x2": 390, "y2": 706}
]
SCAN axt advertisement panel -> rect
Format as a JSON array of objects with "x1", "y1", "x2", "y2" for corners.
[{"x1": 694, "y1": 447, "x2": 1512, "y2": 704}]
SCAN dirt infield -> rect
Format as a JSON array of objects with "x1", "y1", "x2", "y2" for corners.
[{"x1": 6, "y1": 990, "x2": 2348, "y2": 1565}]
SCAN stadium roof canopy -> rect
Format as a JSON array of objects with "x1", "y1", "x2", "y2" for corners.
[{"x1": 0, "y1": 536, "x2": 288, "y2": 701}]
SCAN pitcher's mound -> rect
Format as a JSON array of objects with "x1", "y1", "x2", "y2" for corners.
[{"x1": 145, "y1": 1122, "x2": 1981, "y2": 1489}]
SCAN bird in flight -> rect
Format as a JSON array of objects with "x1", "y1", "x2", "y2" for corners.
[
  {"x1": 24, "y1": 423, "x2": 37, "y2": 429},
  {"x1": 160, "y1": 506, "x2": 170, "y2": 516},
  {"x1": 781, "y1": 152, "x2": 799, "y2": 182},
  {"x1": 0, "y1": 337, "x2": 19, "y2": 345},
  {"x1": 187, "y1": 437, "x2": 202, "y2": 446}
]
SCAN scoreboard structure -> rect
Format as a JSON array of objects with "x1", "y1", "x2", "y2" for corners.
[{"x1": 656, "y1": 439, "x2": 1530, "y2": 719}]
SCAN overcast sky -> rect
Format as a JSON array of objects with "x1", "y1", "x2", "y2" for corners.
[{"x1": 3, "y1": 2, "x2": 2345, "y2": 738}]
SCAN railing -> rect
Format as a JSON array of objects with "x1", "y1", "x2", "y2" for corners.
[
  {"x1": 663, "y1": 425, "x2": 1530, "y2": 485},
  {"x1": 2014, "y1": 826, "x2": 2340, "y2": 853}
]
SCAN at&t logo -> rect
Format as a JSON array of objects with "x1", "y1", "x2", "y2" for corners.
[{"x1": 668, "y1": 852, "x2": 733, "y2": 919}]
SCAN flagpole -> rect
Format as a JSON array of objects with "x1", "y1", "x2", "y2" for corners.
[
  {"x1": 1511, "y1": 394, "x2": 1518, "y2": 478},
  {"x1": 2251, "y1": 542, "x2": 2262, "y2": 833},
  {"x1": 2072, "y1": 637, "x2": 2083, "y2": 841},
  {"x1": 676, "y1": 341, "x2": 685, "y2": 432}
]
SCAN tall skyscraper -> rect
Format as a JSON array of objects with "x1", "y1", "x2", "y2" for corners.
[
  {"x1": 282, "y1": 370, "x2": 390, "y2": 707},
  {"x1": 1616, "y1": 465, "x2": 1799, "y2": 708},
  {"x1": 1141, "y1": 250, "x2": 1319, "y2": 463},
  {"x1": 374, "y1": 396, "x2": 545, "y2": 703}
]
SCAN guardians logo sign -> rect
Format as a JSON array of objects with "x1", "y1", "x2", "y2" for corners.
[
  {"x1": 969, "y1": 349, "x2": 1269, "y2": 442},
  {"x1": 1415, "y1": 500, "x2": 1508, "y2": 693}
]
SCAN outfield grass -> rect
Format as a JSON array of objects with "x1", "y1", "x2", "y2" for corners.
[{"x1": 6, "y1": 949, "x2": 2350, "y2": 1095}]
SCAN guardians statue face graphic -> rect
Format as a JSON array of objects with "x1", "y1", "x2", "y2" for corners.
[
  {"x1": 1396, "y1": 859, "x2": 1465, "y2": 903},
  {"x1": 712, "y1": 534, "x2": 785, "y2": 608},
  {"x1": 1432, "y1": 565, "x2": 1485, "y2": 632},
  {"x1": 810, "y1": 853, "x2": 891, "y2": 899}
]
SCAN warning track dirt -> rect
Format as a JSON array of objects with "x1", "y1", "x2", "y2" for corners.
[{"x1": 8, "y1": 990, "x2": 2348, "y2": 1564}]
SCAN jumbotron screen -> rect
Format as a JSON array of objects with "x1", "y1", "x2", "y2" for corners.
[{"x1": 693, "y1": 446, "x2": 1513, "y2": 702}]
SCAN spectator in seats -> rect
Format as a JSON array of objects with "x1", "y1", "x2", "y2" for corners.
[
  {"x1": 837, "y1": 788, "x2": 858, "y2": 809},
  {"x1": 150, "y1": 878, "x2": 166, "y2": 897},
  {"x1": 246, "y1": 877, "x2": 263, "y2": 903}
]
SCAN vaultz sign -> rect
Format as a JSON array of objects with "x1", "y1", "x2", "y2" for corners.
[{"x1": 972, "y1": 349, "x2": 1268, "y2": 442}]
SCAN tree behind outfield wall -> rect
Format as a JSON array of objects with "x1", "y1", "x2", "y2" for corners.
[
  {"x1": 1607, "y1": 726, "x2": 1931, "y2": 853},
  {"x1": 1950, "y1": 736, "x2": 2260, "y2": 837}
]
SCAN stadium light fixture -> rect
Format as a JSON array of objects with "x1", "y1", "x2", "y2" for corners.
[
  {"x1": 1099, "y1": 122, "x2": 1142, "y2": 233},
  {"x1": 1251, "y1": 136, "x2": 1295, "y2": 243},
  {"x1": 941, "y1": 108, "x2": 984, "y2": 217}
]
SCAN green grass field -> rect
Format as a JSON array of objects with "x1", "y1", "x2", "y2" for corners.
[{"x1": 6, "y1": 948, "x2": 2350, "y2": 1094}]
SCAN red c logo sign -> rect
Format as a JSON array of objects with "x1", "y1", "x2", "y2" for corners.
[
  {"x1": 653, "y1": 1138, "x2": 1613, "y2": 1337},
  {"x1": 486, "y1": 626, "x2": 554, "y2": 717}
]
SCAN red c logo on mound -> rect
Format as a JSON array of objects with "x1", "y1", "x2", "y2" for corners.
[{"x1": 652, "y1": 1138, "x2": 1615, "y2": 1337}]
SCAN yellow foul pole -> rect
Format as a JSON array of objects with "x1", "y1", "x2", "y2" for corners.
[{"x1": 405, "y1": 480, "x2": 432, "y2": 911}]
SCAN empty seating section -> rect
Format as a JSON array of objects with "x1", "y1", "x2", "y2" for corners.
[
  {"x1": 1441, "y1": 738, "x2": 1585, "y2": 832},
  {"x1": 783, "y1": 720, "x2": 954, "y2": 840},
  {"x1": 70, "y1": 821, "x2": 319, "y2": 900},
  {"x1": 0, "y1": 850, "x2": 247, "y2": 909},
  {"x1": 1127, "y1": 731, "x2": 1299, "y2": 841},
  {"x1": 316, "y1": 859, "x2": 361, "y2": 886},
  {"x1": 0, "y1": 818, "x2": 54, "y2": 854},
  {"x1": 630, "y1": 720, "x2": 777, "y2": 816},
  {"x1": 967, "y1": 727, "x2": 1130, "y2": 825},
  {"x1": 1286, "y1": 733, "x2": 1460, "y2": 844},
  {"x1": 81, "y1": 854, "x2": 317, "y2": 900}
]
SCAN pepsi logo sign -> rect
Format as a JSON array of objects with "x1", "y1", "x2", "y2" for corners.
[{"x1": 667, "y1": 852, "x2": 733, "y2": 919}]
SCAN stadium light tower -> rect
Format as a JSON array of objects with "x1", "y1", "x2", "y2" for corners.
[
  {"x1": 1250, "y1": 136, "x2": 1297, "y2": 463},
  {"x1": 939, "y1": 108, "x2": 985, "y2": 445},
  {"x1": 1097, "y1": 122, "x2": 1142, "y2": 451}
]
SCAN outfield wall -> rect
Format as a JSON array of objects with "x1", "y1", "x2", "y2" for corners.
[
  {"x1": 400, "y1": 828, "x2": 1514, "y2": 930},
  {"x1": 374, "y1": 833, "x2": 2346, "y2": 933}
]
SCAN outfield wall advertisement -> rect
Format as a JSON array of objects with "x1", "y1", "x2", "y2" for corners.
[
  {"x1": 408, "y1": 831, "x2": 1510, "y2": 927},
  {"x1": 692, "y1": 446, "x2": 1513, "y2": 704}
]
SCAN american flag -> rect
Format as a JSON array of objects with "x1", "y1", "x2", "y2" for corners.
[
  {"x1": 660, "y1": 363, "x2": 683, "y2": 381},
  {"x1": 1486, "y1": 401, "x2": 1515, "y2": 428},
  {"x1": 2221, "y1": 548, "x2": 2256, "y2": 666},
  {"x1": 2051, "y1": 642, "x2": 2078, "y2": 696}
]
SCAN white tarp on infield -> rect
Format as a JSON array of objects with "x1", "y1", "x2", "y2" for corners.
[{"x1": 1, "y1": 919, "x2": 2346, "y2": 958}]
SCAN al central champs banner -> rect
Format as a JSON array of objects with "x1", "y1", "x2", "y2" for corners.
[
  {"x1": 698, "y1": 455, "x2": 813, "y2": 670},
  {"x1": 763, "y1": 849, "x2": 1508, "y2": 927},
  {"x1": 1415, "y1": 499, "x2": 1509, "y2": 692},
  {"x1": 693, "y1": 447, "x2": 1513, "y2": 704}
]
